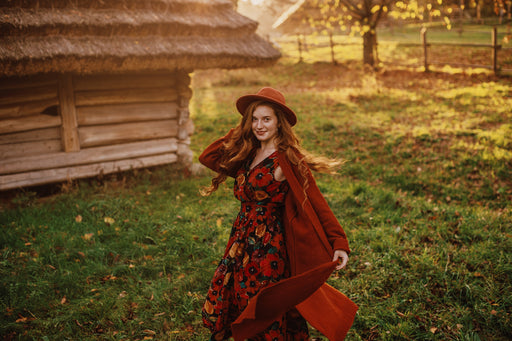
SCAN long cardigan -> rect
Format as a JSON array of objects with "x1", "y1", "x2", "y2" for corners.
[{"x1": 199, "y1": 129, "x2": 358, "y2": 340}]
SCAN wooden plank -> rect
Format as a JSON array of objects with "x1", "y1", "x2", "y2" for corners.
[
  {"x1": 58, "y1": 74, "x2": 80, "y2": 152},
  {"x1": 0, "y1": 153, "x2": 178, "y2": 190},
  {"x1": 0, "y1": 75, "x2": 57, "y2": 91},
  {"x1": 0, "y1": 115, "x2": 62, "y2": 135},
  {"x1": 75, "y1": 88, "x2": 178, "y2": 107},
  {"x1": 77, "y1": 102, "x2": 178, "y2": 126},
  {"x1": 0, "y1": 98, "x2": 59, "y2": 119},
  {"x1": 0, "y1": 86, "x2": 58, "y2": 107},
  {"x1": 0, "y1": 127, "x2": 60, "y2": 145},
  {"x1": 0, "y1": 139, "x2": 62, "y2": 159},
  {"x1": 73, "y1": 73, "x2": 176, "y2": 91},
  {"x1": 79, "y1": 120, "x2": 178, "y2": 148},
  {"x1": 0, "y1": 138, "x2": 178, "y2": 175}
]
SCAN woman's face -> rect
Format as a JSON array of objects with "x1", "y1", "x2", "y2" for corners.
[{"x1": 251, "y1": 105, "x2": 279, "y2": 145}]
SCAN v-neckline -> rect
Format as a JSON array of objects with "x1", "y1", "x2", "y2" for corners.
[{"x1": 248, "y1": 150, "x2": 277, "y2": 172}]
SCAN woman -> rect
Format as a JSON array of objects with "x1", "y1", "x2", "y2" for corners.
[{"x1": 199, "y1": 87, "x2": 358, "y2": 341}]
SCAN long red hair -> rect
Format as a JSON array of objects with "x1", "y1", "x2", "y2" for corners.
[{"x1": 202, "y1": 101, "x2": 342, "y2": 197}]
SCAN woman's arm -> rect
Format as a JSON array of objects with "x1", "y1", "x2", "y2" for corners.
[
  {"x1": 304, "y1": 167, "x2": 351, "y2": 254},
  {"x1": 198, "y1": 129, "x2": 235, "y2": 176}
]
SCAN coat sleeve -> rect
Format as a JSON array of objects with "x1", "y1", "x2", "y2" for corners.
[
  {"x1": 198, "y1": 129, "x2": 236, "y2": 177},
  {"x1": 303, "y1": 167, "x2": 351, "y2": 254}
]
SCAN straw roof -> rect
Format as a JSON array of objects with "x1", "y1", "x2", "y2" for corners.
[{"x1": 0, "y1": 0, "x2": 280, "y2": 77}]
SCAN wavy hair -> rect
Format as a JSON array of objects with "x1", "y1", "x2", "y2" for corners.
[{"x1": 201, "y1": 100, "x2": 343, "y2": 199}]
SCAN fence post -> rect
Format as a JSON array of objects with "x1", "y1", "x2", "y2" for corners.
[
  {"x1": 297, "y1": 35, "x2": 303, "y2": 63},
  {"x1": 421, "y1": 27, "x2": 429, "y2": 72},
  {"x1": 492, "y1": 27, "x2": 499, "y2": 75},
  {"x1": 329, "y1": 31, "x2": 337, "y2": 65}
]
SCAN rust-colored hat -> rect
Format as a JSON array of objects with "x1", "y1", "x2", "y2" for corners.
[{"x1": 236, "y1": 87, "x2": 297, "y2": 126}]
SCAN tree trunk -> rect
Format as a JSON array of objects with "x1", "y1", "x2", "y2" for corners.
[{"x1": 363, "y1": 30, "x2": 378, "y2": 67}]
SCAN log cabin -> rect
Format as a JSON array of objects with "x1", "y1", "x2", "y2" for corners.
[{"x1": 0, "y1": 0, "x2": 280, "y2": 190}]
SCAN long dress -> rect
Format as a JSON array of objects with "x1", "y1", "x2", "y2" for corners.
[{"x1": 202, "y1": 151, "x2": 310, "y2": 341}]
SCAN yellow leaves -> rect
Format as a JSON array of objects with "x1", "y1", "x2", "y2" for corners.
[
  {"x1": 371, "y1": 5, "x2": 380, "y2": 13},
  {"x1": 104, "y1": 217, "x2": 115, "y2": 225},
  {"x1": 143, "y1": 329, "x2": 156, "y2": 335},
  {"x1": 82, "y1": 233, "x2": 94, "y2": 241},
  {"x1": 216, "y1": 218, "x2": 222, "y2": 228}
]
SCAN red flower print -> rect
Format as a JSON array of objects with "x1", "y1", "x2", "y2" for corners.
[
  {"x1": 244, "y1": 262, "x2": 260, "y2": 278},
  {"x1": 251, "y1": 168, "x2": 273, "y2": 188},
  {"x1": 264, "y1": 329, "x2": 282, "y2": 341}
]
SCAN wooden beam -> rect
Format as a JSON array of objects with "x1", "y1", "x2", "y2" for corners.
[
  {"x1": 0, "y1": 139, "x2": 62, "y2": 160},
  {"x1": 0, "y1": 115, "x2": 61, "y2": 135},
  {"x1": 77, "y1": 102, "x2": 178, "y2": 126},
  {"x1": 73, "y1": 73, "x2": 176, "y2": 91},
  {"x1": 0, "y1": 153, "x2": 178, "y2": 190},
  {"x1": 0, "y1": 86, "x2": 58, "y2": 107},
  {"x1": 0, "y1": 75, "x2": 57, "y2": 91},
  {"x1": 79, "y1": 120, "x2": 178, "y2": 148},
  {"x1": 0, "y1": 127, "x2": 60, "y2": 145},
  {"x1": 59, "y1": 74, "x2": 80, "y2": 152},
  {"x1": 75, "y1": 88, "x2": 178, "y2": 107},
  {"x1": 0, "y1": 138, "x2": 178, "y2": 175},
  {"x1": 0, "y1": 98, "x2": 59, "y2": 119}
]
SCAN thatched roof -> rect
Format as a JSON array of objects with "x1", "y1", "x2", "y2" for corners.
[
  {"x1": 0, "y1": 0, "x2": 280, "y2": 77},
  {"x1": 272, "y1": 0, "x2": 324, "y2": 35}
]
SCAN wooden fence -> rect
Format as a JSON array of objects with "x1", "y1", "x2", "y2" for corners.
[{"x1": 283, "y1": 27, "x2": 512, "y2": 75}]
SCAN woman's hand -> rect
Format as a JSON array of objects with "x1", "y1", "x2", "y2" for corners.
[{"x1": 332, "y1": 250, "x2": 349, "y2": 270}]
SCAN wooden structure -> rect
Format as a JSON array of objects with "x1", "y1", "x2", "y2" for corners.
[{"x1": 0, "y1": 0, "x2": 280, "y2": 190}]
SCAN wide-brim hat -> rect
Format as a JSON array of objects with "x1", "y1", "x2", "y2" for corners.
[{"x1": 236, "y1": 87, "x2": 297, "y2": 126}]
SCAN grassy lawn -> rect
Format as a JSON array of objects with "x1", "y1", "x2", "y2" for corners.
[{"x1": 1, "y1": 59, "x2": 511, "y2": 340}]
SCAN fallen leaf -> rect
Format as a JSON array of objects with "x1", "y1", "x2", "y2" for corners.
[
  {"x1": 430, "y1": 327, "x2": 438, "y2": 334},
  {"x1": 75, "y1": 215, "x2": 82, "y2": 223},
  {"x1": 490, "y1": 310, "x2": 498, "y2": 315},
  {"x1": 82, "y1": 233, "x2": 94, "y2": 241},
  {"x1": 61, "y1": 296, "x2": 67, "y2": 304},
  {"x1": 104, "y1": 217, "x2": 115, "y2": 225},
  {"x1": 15, "y1": 316, "x2": 28, "y2": 323},
  {"x1": 118, "y1": 291, "x2": 128, "y2": 298}
]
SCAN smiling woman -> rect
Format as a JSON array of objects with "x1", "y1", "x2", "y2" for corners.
[{"x1": 198, "y1": 87, "x2": 358, "y2": 341}]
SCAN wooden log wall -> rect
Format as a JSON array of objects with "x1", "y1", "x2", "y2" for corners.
[{"x1": 0, "y1": 72, "x2": 193, "y2": 190}]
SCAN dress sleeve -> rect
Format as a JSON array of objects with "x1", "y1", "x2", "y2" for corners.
[
  {"x1": 304, "y1": 167, "x2": 351, "y2": 254},
  {"x1": 198, "y1": 129, "x2": 236, "y2": 177}
]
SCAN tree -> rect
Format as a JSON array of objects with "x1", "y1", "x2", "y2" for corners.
[{"x1": 299, "y1": 0, "x2": 449, "y2": 67}]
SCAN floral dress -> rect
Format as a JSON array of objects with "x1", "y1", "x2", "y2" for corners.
[{"x1": 202, "y1": 151, "x2": 309, "y2": 341}]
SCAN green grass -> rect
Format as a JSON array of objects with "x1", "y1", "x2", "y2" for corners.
[{"x1": 1, "y1": 60, "x2": 511, "y2": 340}]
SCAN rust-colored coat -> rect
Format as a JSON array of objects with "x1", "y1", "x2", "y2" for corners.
[{"x1": 199, "y1": 130, "x2": 358, "y2": 340}]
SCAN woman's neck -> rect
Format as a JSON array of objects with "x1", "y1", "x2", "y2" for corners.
[{"x1": 259, "y1": 139, "x2": 277, "y2": 154}]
